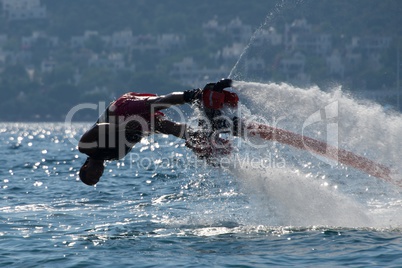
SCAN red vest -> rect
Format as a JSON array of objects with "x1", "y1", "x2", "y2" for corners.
[{"x1": 110, "y1": 92, "x2": 156, "y2": 118}]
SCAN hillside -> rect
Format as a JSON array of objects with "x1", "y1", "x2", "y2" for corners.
[{"x1": 0, "y1": 0, "x2": 401, "y2": 121}]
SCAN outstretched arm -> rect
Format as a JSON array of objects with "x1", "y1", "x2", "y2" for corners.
[
  {"x1": 147, "y1": 89, "x2": 202, "y2": 111},
  {"x1": 147, "y1": 92, "x2": 186, "y2": 110},
  {"x1": 146, "y1": 78, "x2": 233, "y2": 111}
]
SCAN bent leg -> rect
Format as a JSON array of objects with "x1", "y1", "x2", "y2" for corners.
[
  {"x1": 79, "y1": 123, "x2": 130, "y2": 160},
  {"x1": 78, "y1": 123, "x2": 112, "y2": 154}
]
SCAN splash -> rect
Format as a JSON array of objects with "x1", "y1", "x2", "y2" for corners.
[
  {"x1": 231, "y1": 167, "x2": 372, "y2": 227},
  {"x1": 234, "y1": 81, "x2": 402, "y2": 172},
  {"x1": 227, "y1": 81, "x2": 402, "y2": 228}
]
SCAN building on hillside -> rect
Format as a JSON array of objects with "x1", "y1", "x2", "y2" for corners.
[
  {"x1": 202, "y1": 18, "x2": 225, "y2": 42},
  {"x1": 88, "y1": 52, "x2": 134, "y2": 71},
  {"x1": 202, "y1": 17, "x2": 252, "y2": 44},
  {"x1": 292, "y1": 33, "x2": 332, "y2": 56},
  {"x1": 226, "y1": 17, "x2": 252, "y2": 43},
  {"x1": 169, "y1": 57, "x2": 228, "y2": 86},
  {"x1": 41, "y1": 59, "x2": 56, "y2": 73},
  {"x1": 278, "y1": 52, "x2": 310, "y2": 85},
  {"x1": 285, "y1": 19, "x2": 331, "y2": 55},
  {"x1": 21, "y1": 31, "x2": 58, "y2": 49},
  {"x1": 110, "y1": 29, "x2": 134, "y2": 49},
  {"x1": 6, "y1": 50, "x2": 32, "y2": 64},
  {"x1": 1, "y1": 0, "x2": 46, "y2": 20},
  {"x1": 284, "y1": 18, "x2": 311, "y2": 51},
  {"x1": 169, "y1": 57, "x2": 199, "y2": 84},
  {"x1": 350, "y1": 36, "x2": 392, "y2": 55},
  {"x1": 70, "y1": 31, "x2": 99, "y2": 48},
  {"x1": 157, "y1": 34, "x2": 186, "y2": 53},
  {"x1": 131, "y1": 34, "x2": 159, "y2": 54},
  {"x1": 253, "y1": 27, "x2": 282, "y2": 47},
  {"x1": 345, "y1": 35, "x2": 391, "y2": 71},
  {"x1": 220, "y1": 43, "x2": 245, "y2": 60},
  {"x1": 244, "y1": 57, "x2": 266, "y2": 74}
]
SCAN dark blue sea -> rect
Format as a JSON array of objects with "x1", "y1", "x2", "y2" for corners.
[{"x1": 1, "y1": 82, "x2": 402, "y2": 267}]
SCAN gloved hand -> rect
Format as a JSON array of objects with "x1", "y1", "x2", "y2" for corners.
[
  {"x1": 183, "y1": 88, "x2": 202, "y2": 103},
  {"x1": 213, "y1": 78, "x2": 232, "y2": 92}
]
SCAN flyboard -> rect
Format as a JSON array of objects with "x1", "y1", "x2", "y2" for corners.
[{"x1": 199, "y1": 79, "x2": 396, "y2": 186}]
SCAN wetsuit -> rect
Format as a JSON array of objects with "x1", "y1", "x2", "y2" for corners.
[{"x1": 79, "y1": 93, "x2": 164, "y2": 161}]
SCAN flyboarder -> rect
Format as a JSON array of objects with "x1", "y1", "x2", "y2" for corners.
[{"x1": 78, "y1": 79, "x2": 239, "y2": 186}]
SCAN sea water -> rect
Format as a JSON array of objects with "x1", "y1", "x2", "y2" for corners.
[{"x1": 1, "y1": 82, "x2": 402, "y2": 267}]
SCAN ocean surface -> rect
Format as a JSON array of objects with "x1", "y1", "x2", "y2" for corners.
[{"x1": 1, "y1": 82, "x2": 402, "y2": 267}]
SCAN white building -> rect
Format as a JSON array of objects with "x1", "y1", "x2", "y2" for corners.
[
  {"x1": 279, "y1": 52, "x2": 310, "y2": 85},
  {"x1": 284, "y1": 19, "x2": 332, "y2": 55},
  {"x1": 21, "y1": 31, "x2": 58, "y2": 49},
  {"x1": 279, "y1": 52, "x2": 305, "y2": 74},
  {"x1": 1, "y1": 0, "x2": 46, "y2": 20},
  {"x1": 157, "y1": 34, "x2": 185, "y2": 49},
  {"x1": 254, "y1": 27, "x2": 282, "y2": 47},
  {"x1": 220, "y1": 43, "x2": 245, "y2": 60},
  {"x1": 202, "y1": 17, "x2": 252, "y2": 44},
  {"x1": 110, "y1": 29, "x2": 134, "y2": 48},
  {"x1": 170, "y1": 57, "x2": 198, "y2": 77},
  {"x1": 170, "y1": 57, "x2": 228, "y2": 86},
  {"x1": 88, "y1": 53, "x2": 128, "y2": 71},
  {"x1": 226, "y1": 17, "x2": 252, "y2": 43},
  {"x1": 350, "y1": 36, "x2": 392, "y2": 54},
  {"x1": 71, "y1": 31, "x2": 99, "y2": 48},
  {"x1": 202, "y1": 18, "x2": 225, "y2": 41},
  {"x1": 292, "y1": 33, "x2": 332, "y2": 55},
  {"x1": 244, "y1": 57, "x2": 266, "y2": 73}
]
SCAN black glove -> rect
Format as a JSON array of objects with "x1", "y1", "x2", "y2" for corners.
[
  {"x1": 183, "y1": 88, "x2": 202, "y2": 103},
  {"x1": 213, "y1": 78, "x2": 232, "y2": 92}
]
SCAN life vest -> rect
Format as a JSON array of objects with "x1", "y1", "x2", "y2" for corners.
[
  {"x1": 84, "y1": 93, "x2": 164, "y2": 161},
  {"x1": 109, "y1": 92, "x2": 159, "y2": 119}
]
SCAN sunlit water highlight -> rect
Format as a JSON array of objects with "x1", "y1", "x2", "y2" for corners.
[{"x1": 1, "y1": 82, "x2": 402, "y2": 267}]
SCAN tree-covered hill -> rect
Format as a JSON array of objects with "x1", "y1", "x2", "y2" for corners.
[{"x1": 0, "y1": 0, "x2": 401, "y2": 121}]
